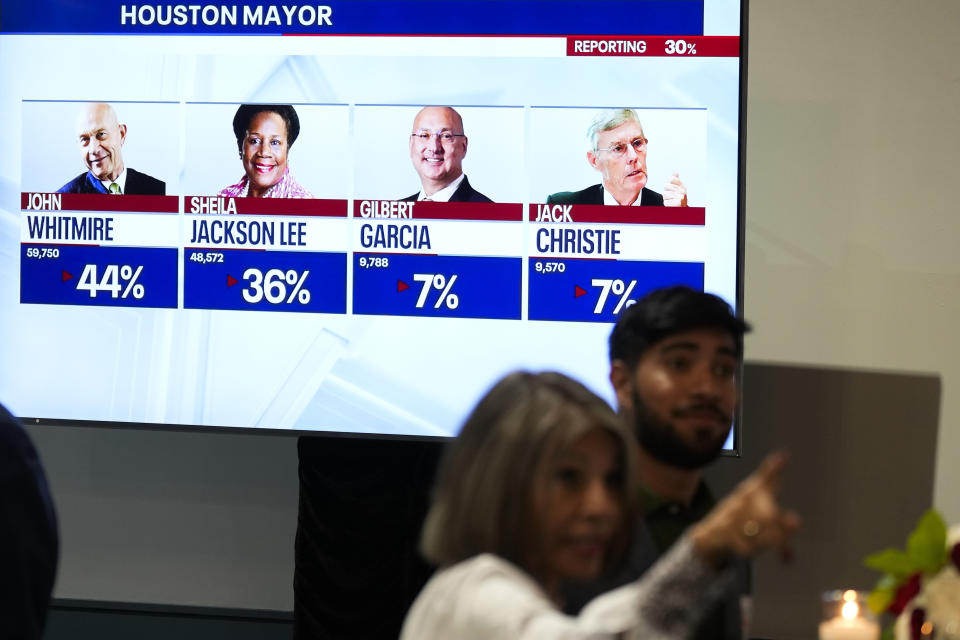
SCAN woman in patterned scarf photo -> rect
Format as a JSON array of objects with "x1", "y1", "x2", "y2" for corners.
[{"x1": 219, "y1": 103, "x2": 313, "y2": 199}]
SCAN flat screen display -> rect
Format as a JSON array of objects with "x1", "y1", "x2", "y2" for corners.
[{"x1": 0, "y1": 0, "x2": 745, "y2": 441}]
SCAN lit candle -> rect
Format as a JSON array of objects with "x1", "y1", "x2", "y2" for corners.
[{"x1": 819, "y1": 592, "x2": 880, "y2": 640}]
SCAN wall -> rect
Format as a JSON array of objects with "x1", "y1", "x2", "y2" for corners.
[
  {"x1": 27, "y1": 424, "x2": 300, "y2": 611},
  {"x1": 744, "y1": 0, "x2": 960, "y2": 522},
  {"x1": 706, "y1": 363, "x2": 941, "y2": 639}
]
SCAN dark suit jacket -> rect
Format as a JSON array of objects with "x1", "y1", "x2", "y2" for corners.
[
  {"x1": 0, "y1": 403, "x2": 58, "y2": 640},
  {"x1": 57, "y1": 168, "x2": 166, "y2": 195},
  {"x1": 547, "y1": 183, "x2": 663, "y2": 206},
  {"x1": 401, "y1": 175, "x2": 492, "y2": 203}
]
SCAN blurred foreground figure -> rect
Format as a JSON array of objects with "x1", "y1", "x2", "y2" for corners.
[
  {"x1": 0, "y1": 403, "x2": 58, "y2": 639},
  {"x1": 400, "y1": 371, "x2": 799, "y2": 639}
]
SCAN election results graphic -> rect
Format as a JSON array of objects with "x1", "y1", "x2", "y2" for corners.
[
  {"x1": 1, "y1": 0, "x2": 744, "y2": 437},
  {"x1": 527, "y1": 204, "x2": 707, "y2": 323},
  {"x1": 352, "y1": 202, "x2": 523, "y2": 320},
  {"x1": 182, "y1": 197, "x2": 348, "y2": 313},
  {"x1": 20, "y1": 193, "x2": 179, "y2": 308}
]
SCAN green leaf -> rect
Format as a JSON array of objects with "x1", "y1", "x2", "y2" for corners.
[
  {"x1": 906, "y1": 509, "x2": 947, "y2": 573},
  {"x1": 866, "y1": 582, "x2": 895, "y2": 616},
  {"x1": 874, "y1": 574, "x2": 899, "y2": 591},
  {"x1": 864, "y1": 548, "x2": 917, "y2": 576}
]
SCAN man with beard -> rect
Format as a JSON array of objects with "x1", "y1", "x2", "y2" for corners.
[{"x1": 564, "y1": 285, "x2": 751, "y2": 640}]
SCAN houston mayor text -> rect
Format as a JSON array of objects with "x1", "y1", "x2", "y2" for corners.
[{"x1": 120, "y1": 4, "x2": 333, "y2": 27}]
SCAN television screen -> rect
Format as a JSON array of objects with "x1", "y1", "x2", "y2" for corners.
[{"x1": 0, "y1": 0, "x2": 745, "y2": 441}]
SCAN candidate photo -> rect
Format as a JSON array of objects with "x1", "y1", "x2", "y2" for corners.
[
  {"x1": 57, "y1": 102, "x2": 165, "y2": 195},
  {"x1": 533, "y1": 107, "x2": 706, "y2": 209},
  {"x1": 352, "y1": 105, "x2": 524, "y2": 204},
  {"x1": 181, "y1": 102, "x2": 348, "y2": 201},
  {"x1": 402, "y1": 106, "x2": 491, "y2": 203},
  {"x1": 21, "y1": 100, "x2": 177, "y2": 196},
  {"x1": 219, "y1": 104, "x2": 312, "y2": 199}
]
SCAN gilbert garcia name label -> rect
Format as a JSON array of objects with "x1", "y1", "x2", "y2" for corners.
[
  {"x1": 357, "y1": 200, "x2": 415, "y2": 219},
  {"x1": 355, "y1": 219, "x2": 522, "y2": 257}
]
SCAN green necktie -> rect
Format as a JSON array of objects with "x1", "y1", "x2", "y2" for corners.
[{"x1": 108, "y1": 182, "x2": 121, "y2": 194}]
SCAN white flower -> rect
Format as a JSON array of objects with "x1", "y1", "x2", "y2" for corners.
[
  {"x1": 948, "y1": 524, "x2": 960, "y2": 547},
  {"x1": 893, "y1": 526, "x2": 960, "y2": 640},
  {"x1": 924, "y1": 567, "x2": 960, "y2": 633},
  {"x1": 894, "y1": 609, "x2": 910, "y2": 640}
]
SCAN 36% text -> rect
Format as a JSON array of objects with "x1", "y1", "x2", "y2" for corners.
[{"x1": 242, "y1": 268, "x2": 311, "y2": 305}]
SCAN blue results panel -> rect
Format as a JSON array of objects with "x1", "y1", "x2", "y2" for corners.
[
  {"x1": 528, "y1": 257, "x2": 703, "y2": 323},
  {"x1": 20, "y1": 244, "x2": 178, "y2": 308},
  {"x1": 353, "y1": 254, "x2": 521, "y2": 320},
  {"x1": 526, "y1": 203, "x2": 708, "y2": 323},
  {"x1": 183, "y1": 249, "x2": 347, "y2": 313},
  {"x1": 19, "y1": 195, "x2": 181, "y2": 308},
  {"x1": 0, "y1": 0, "x2": 705, "y2": 36},
  {"x1": 181, "y1": 198, "x2": 351, "y2": 314}
]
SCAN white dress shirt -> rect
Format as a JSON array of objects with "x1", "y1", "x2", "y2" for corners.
[
  {"x1": 99, "y1": 168, "x2": 128, "y2": 194},
  {"x1": 418, "y1": 173, "x2": 466, "y2": 202}
]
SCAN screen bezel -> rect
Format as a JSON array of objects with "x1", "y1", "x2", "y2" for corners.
[{"x1": 6, "y1": 0, "x2": 749, "y2": 456}]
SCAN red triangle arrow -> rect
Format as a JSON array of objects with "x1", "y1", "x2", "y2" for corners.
[
  {"x1": 397, "y1": 280, "x2": 410, "y2": 292},
  {"x1": 574, "y1": 285, "x2": 587, "y2": 298},
  {"x1": 226, "y1": 275, "x2": 238, "y2": 287},
  {"x1": 61, "y1": 270, "x2": 74, "y2": 282}
]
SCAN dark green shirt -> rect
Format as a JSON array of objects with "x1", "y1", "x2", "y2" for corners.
[
  {"x1": 640, "y1": 482, "x2": 746, "y2": 640},
  {"x1": 640, "y1": 482, "x2": 716, "y2": 555}
]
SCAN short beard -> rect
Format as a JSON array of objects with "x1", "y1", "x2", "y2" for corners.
[{"x1": 630, "y1": 388, "x2": 728, "y2": 470}]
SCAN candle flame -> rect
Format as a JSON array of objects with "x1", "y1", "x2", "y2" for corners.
[
  {"x1": 841, "y1": 601, "x2": 859, "y2": 619},
  {"x1": 843, "y1": 590, "x2": 858, "y2": 602}
]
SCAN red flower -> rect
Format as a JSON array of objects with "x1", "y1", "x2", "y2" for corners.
[
  {"x1": 889, "y1": 573, "x2": 922, "y2": 615},
  {"x1": 951, "y1": 542, "x2": 960, "y2": 572}
]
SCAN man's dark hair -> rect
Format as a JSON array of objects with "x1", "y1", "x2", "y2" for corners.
[
  {"x1": 232, "y1": 104, "x2": 301, "y2": 153},
  {"x1": 609, "y1": 285, "x2": 750, "y2": 368}
]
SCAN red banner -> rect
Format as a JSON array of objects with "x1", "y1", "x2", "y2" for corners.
[
  {"x1": 567, "y1": 36, "x2": 739, "y2": 57},
  {"x1": 21, "y1": 192, "x2": 178, "y2": 213},
  {"x1": 185, "y1": 196, "x2": 348, "y2": 216},
  {"x1": 354, "y1": 200, "x2": 523, "y2": 222},
  {"x1": 529, "y1": 203, "x2": 705, "y2": 225}
]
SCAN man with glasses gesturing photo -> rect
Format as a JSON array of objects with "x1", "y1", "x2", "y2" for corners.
[
  {"x1": 402, "y1": 106, "x2": 493, "y2": 203},
  {"x1": 547, "y1": 108, "x2": 688, "y2": 207}
]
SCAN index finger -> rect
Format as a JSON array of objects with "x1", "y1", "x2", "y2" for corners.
[{"x1": 753, "y1": 450, "x2": 789, "y2": 491}]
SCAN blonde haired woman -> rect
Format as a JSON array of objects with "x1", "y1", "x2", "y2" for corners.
[{"x1": 401, "y1": 371, "x2": 798, "y2": 639}]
